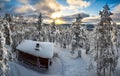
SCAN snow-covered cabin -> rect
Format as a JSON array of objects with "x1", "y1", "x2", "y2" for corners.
[{"x1": 16, "y1": 40, "x2": 54, "y2": 69}]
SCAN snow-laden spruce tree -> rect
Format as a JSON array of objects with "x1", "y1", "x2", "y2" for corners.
[
  {"x1": 49, "y1": 19, "x2": 56, "y2": 42},
  {"x1": 71, "y1": 14, "x2": 89, "y2": 57},
  {"x1": 36, "y1": 13, "x2": 48, "y2": 42},
  {"x1": 92, "y1": 4, "x2": 119, "y2": 76},
  {"x1": 0, "y1": 30, "x2": 9, "y2": 76},
  {"x1": 2, "y1": 20, "x2": 13, "y2": 46},
  {"x1": 4, "y1": 13, "x2": 12, "y2": 22},
  {"x1": 37, "y1": 13, "x2": 42, "y2": 31}
]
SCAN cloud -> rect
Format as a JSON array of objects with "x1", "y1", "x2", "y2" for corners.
[
  {"x1": 60, "y1": 13, "x2": 90, "y2": 23},
  {"x1": 112, "y1": 4, "x2": 120, "y2": 13},
  {"x1": 13, "y1": 0, "x2": 90, "y2": 24},
  {"x1": 14, "y1": 0, "x2": 34, "y2": 14},
  {"x1": 59, "y1": 0, "x2": 91, "y2": 17},
  {"x1": 12, "y1": 0, "x2": 91, "y2": 23},
  {"x1": 17, "y1": 0, "x2": 29, "y2": 4},
  {"x1": 82, "y1": 15, "x2": 100, "y2": 23},
  {"x1": 111, "y1": 13, "x2": 120, "y2": 24},
  {"x1": 14, "y1": 0, "x2": 61, "y2": 18},
  {"x1": 0, "y1": 0, "x2": 10, "y2": 8},
  {"x1": 81, "y1": 4, "x2": 120, "y2": 24},
  {"x1": 112, "y1": 4, "x2": 120, "y2": 24},
  {"x1": 14, "y1": 4, "x2": 36, "y2": 14},
  {"x1": 0, "y1": 0, "x2": 11, "y2": 15},
  {"x1": 0, "y1": 0, "x2": 10, "y2": 2},
  {"x1": 4, "y1": 0, "x2": 10, "y2": 2},
  {"x1": 34, "y1": 0, "x2": 61, "y2": 16},
  {"x1": 0, "y1": 3, "x2": 4, "y2": 8},
  {"x1": 67, "y1": 0, "x2": 90, "y2": 8}
]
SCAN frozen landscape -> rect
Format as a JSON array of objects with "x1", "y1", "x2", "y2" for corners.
[
  {"x1": 8, "y1": 45, "x2": 95, "y2": 76},
  {"x1": 0, "y1": 0, "x2": 120, "y2": 76},
  {"x1": 7, "y1": 44, "x2": 120, "y2": 76}
]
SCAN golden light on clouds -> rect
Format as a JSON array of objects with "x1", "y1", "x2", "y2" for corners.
[
  {"x1": 55, "y1": 19, "x2": 66, "y2": 24},
  {"x1": 51, "y1": 12, "x2": 62, "y2": 19},
  {"x1": 50, "y1": 12, "x2": 65, "y2": 24},
  {"x1": 43, "y1": 18, "x2": 65, "y2": 24}
]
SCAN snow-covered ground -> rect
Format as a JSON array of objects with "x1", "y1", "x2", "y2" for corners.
[
  {"x1": 115, "y1": 47, "x2": 120, "y2": 76},
  {"x1": 4, "y1": 37, "x2": 120, "y2": 76},
  {"x1": 8, "y1": 45, "x2": 120, "y2": 76}
]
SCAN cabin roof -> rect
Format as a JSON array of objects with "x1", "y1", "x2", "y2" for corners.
[{"x1": 16, "y1": 40, "x2": 54, "y2": 58}]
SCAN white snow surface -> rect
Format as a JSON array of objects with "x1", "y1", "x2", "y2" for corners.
[
  {"x1": 8, "y1": 45, "x2": 96, "y2": 76},
  {"x1": 16, "y1": 40, "x2": 54, "y2": 58}
]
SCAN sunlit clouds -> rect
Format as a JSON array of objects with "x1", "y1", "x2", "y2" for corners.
[
  {"x1": 67, "y1": 0, "x2": 90, "y2": 8},
  {"x1": 14, "y1": 4, "x2": 36, "y2": 14},
  {"x1": 0, "y1": 0, "x2": 120, "y2": 24}
]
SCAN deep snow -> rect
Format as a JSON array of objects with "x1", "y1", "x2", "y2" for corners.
[
  {"x1": 8, "y1": 44, "x2": 120, "y2": 76},
  {"x1": 7, "y1": 44, "x2": 95, "y2": 76}
]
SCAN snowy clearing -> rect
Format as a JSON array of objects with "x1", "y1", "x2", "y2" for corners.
[{"x1": 7, "y1": 45, "x2": 97, "y2": 76}]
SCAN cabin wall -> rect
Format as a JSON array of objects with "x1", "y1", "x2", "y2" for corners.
[
  {"x1": 18, "y1": 50, "x2": 37, "y2": 66},
  {"x1": 17, "y1": 50, "x2": 49, "y2": 69}
]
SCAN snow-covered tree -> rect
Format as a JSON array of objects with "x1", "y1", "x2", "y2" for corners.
[
  {"x1": 71, "y1": 14, "x2": 89, "y2": 57},
  {"x1": 37, "y1": 13, "x2": 42, "y2": 31},
  {"x1": 4, "y1": 13, "x2": 12, "y2": 22},
  {"x1": 49, "y1": 20, "x2": 56, "y2": 42},
  {"x1": 2, "y1": 20, "x2": 13, "y2": 46},
  {"x1": 0, "y1": 30, "x2": 9, "y2": 76},
  {"x1": 91, "y1": 4, "x2": 119, "y2": 76}
]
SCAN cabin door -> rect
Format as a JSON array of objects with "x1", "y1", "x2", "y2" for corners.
[{"x1": 39, "y1": 57, "x2": 48, "y2": 69}]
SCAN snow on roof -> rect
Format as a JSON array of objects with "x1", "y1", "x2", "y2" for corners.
[{"x1": 16, "y1": 40, "x2": 54, "y2": 58}]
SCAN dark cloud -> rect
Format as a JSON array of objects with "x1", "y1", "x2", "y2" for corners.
[
  {"x1": 34, "y1": 0, "x2": 61, "y2": 16},
  {"x1": 112, "y1": 13, "x2": 120, "y2": 23},
  {"x1": 60, "y1": 13, "x2": 90, "y2": 23},
  {"x1": 0, "y1": 0, "x2": 10, "y2": 2}
]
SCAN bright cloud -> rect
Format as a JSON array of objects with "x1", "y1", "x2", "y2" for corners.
[
  {"x1": 12, "y1": 0, "x2": 91, "y2": 24},
  {"x1": 67, "y1": 0, "x2": 90, "y2": 8},
  {"x1": 11, "y1": 0, "x2": 120, "y2": 24},
  {"x1": 111, "y1": 4, "x2": 120, "y2": 24},
  {"x1": 14, "y1": 0, "x2": 35, "y2": 14},
  {"x1": 51, "y1": 12, "x2": 62, "y2": 19},
  {"x1": 34, "y1": 0, "x2": 61, "y2": 16},
  {"x1": 113, "y1": 4, "x2": 120, "y2": 13},
  {"x1": 14, "y1": 4, "x2": 36, "y2": 14},
  {"x1": 82, "y1": 15, "x2": 100, "y2": 23},
  {"x1": 59, "y1": 0, "x2": 91, "y2": 17}
]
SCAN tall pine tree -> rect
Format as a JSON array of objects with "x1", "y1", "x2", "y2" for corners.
[{"x1": 94, "y1": 4, "x2": 119, "y2": 76}]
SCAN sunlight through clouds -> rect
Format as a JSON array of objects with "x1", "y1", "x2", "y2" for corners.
[{"x1": 1, "y1": 0, "x2": 120, "y2": 24}]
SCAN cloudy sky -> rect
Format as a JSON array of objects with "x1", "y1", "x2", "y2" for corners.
[{"x1": 0, "y1": 0, "x2": 120, "y2": 24}]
